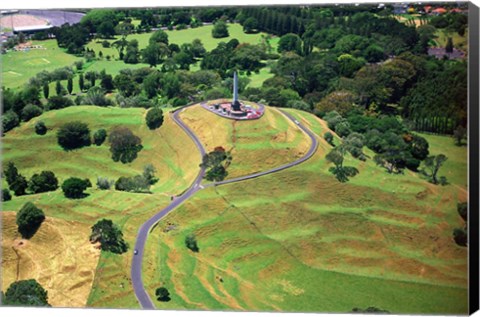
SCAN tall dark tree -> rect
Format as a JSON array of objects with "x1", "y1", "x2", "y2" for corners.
[
  {"x1": 28, "y1": 171, "x2": 59, "y2": 194},
  {"x1": 43, "y1": 83, "x2": 49, "y2": 99},
  {"x1": 445, "y1": 37, "x2": 453, "y2": 53},
  {"x1": 79, "y1": 73, "x2": 85, "y2": 91},
  {"x1": 67, "y1": 77, "x2": 73, "y2": 95}
]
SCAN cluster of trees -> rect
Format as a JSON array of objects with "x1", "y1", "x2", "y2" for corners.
[
  {"x1": 200, "y1": 146, "x2": 232, "y2": 181},
  {"x1": 89, "y1": 219, "x2": 128, "y2": 254},
  {"x1": 4, "y1": 162, "x2": 59, "y2": 197},
  {"x1": 115, "y1": 164, "x2": 158, "y2": 193}
]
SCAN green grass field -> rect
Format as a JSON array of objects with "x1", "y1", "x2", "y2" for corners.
[
  {"x1": 3, "y1": 23, "x2": 276, "y2": 90},
  {"x1": 143, "y1": 108, "x2": 468, "y2": 314},
  {"x1": 1, "y1": 105, "x2": 201, "y2": 308},
  {"x1": 2, "y1": 40, "x2": 79, "y2": 89},
  {"x1": 433, "y1": 29, "x2": 468, "y2": 52},
  {"x1": 2, "y1": 104, "x2": 468, "y2": 312}
]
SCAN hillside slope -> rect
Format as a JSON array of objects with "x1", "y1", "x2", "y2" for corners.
[{"x1": 143, "y1": 108, "x2": 468, "y2": 314}]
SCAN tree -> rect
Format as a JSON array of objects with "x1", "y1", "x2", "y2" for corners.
[
  {"x1": 108, "y1": 127, "x2": 143, "y2": 163},
  {"x1": 79, "y1": 73, "x2": 85, "y2": 91},
  {"x1": 47, "y1": 95, "x2": 74, "y2": 110},
  {"x1": 21, "y1": 104, "x2": 43, "y2": 122},
  {"x1": 16, "y1": 202, "x2": 46, "y2": 239},
  {"x1": 326, "y1": 147, "x2": 359, "y2": 182},
  {"x1": 2, "y1": 189, "x2": 12, "y2": 201},
  {"x1": 43, "y1": 83, "x2": 49, "y2": 99},
  {"x1": 205, "y1": 165, "x2": 228, "y2": 181},
  {"x1": 35, "y1": 121, "x2": 47, "y2": 135},
  {"x1": 324, "y1": 132, "x2": 334, "y2": 146},
  {"x1": 155, "y1": 287, "x2": 171, "y2": 302},
  {"x1": 185, "y1": 234, "x2": 199, "y2": 252},
  {"x1": 424, "y1": 154, "x2": 448, "y2": 185},
  {"x1": 453, "y1": 125, "x2": 467, "y2": 146},
  {"x1": 212, "y1": 20, "x2": 229, "y2": 38},
  {"x1": 115, "y1": 175, "x2": 151, "y2": 193},
  {"x1": 61, "y1": 177, "x2": 92, "y2": 199},
  {"x1": 243, "y1": 17, "x2": 258, "y2": 33},
  {"x1": 28, "y1": 171, "x2": 59, "y2": 194},
  {"x1": 142, "y1": 43, "x2": 161, "y2": 68},
  {"x1": 10, "y1": 175, "x2": 28, "y2": 196},
  {"x1": 2, "y1": 111, "x2": 20, "y2": 133},
  {"x1": 90, "y1": 219, "x2": 128, "y2": 254},
  {"x1": 100, "y1": 74, "x2": 114, "y2": 92},
  {"x1": 93, "y1": 128, "x2": 107, "y2": 146},
  {"x1": 149, "y1": 29, "x2": 169, "y2": 45},
  {"x1": 5, "y1": 161, "x2": 19, "y2": 186},
  {"x1": 457, "y1": 202, "x2": 468, "y2": 222},
  {"x1": 96, "y1": 177, "x2": 113, "y2": 190},
  {"x1": 278, "y1": 33, "x2": 302, "y2": 55},
  {"x1": 191, "y1": 39, "x2": 206, "y2": 58},
  {"x1": 143, "y1": 164, "x2": 158, "y2": 185},
  {"x1": 445, "y1": 37, "x2": 453, "y2": 53},
  {"x1": 55, "y1": 81, "x2": 66, "y2": 96},
  {"x1": 146, "y1": 107, "x2": 164, "y2": 130},
  {"x1": 453, "y1": 228, "x2": 467, "y2": 247},
  {"x1": 97, "y1": 20, "x2": 115, "y2": 38},
  {"x1": 315, "y1": 91, "x2": 357, "y2": 117},
  {"x1": 67, "y1": 77, "x2": 73, "y2": 94},
  {"x1": 57, "y1": 121, "x2": 91, "y2": 150},
  {"x1": 3, "y1": 279, "x2": 50, "y2": 306},
  {"x1": 124, "y1": 39, "x2": 140, "y2": 64}
]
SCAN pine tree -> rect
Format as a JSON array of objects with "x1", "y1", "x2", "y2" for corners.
[
  {"x1": 67, "y1": 78, "x2": 73, "y2": 95},
  {"x1": 43, "y1": 83, "x2": 49, "y2": 99},
  {"x1": 79, "y1": 73, "x2": 85, "y2": 91}
]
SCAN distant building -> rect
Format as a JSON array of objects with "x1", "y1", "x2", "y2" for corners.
[
  {"x1": 393, "y1": 3, "x2": 407, "y2": 14},
  {"x1": 13, "y1": 24, "x2": 53, "y2": 34}
]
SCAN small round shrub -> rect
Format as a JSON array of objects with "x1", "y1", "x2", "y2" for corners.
[
  {"x1": 93, "y1": 129, "x2": 107, "y2": 146},
  {"x1": 35, "y1": 121, "x2": 48, "y2": 135},
  {"x1": 146, "y1": 107, "x2": 164, "y2": 130}
]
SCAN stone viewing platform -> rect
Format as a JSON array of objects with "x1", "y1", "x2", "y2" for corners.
[{"x1": 200, "y1": 99, "x2": 265, "y2": 120}]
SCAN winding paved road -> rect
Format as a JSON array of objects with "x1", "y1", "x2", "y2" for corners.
[{"x1": 131, "y1": 104, "x2": 318, "y2": 309}]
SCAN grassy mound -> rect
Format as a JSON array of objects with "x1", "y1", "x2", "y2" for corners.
[
  {"x1": 1, "y1": 211, "x2": 100, "y2": 307},
  {"x1": 144, "y1": 108, "x2": 468, "y2": 314},
  {"x1": 178, "y1": 105, "x2": 312, "y2": 180}
]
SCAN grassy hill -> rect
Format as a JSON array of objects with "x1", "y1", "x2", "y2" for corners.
[
  {"x1": 1, "y1": 105, "x2": 200, "y2": 308},
  {"x1": 142, "y1": 108, "x2": 468, "y2": 314},
  {"x1": 1, "y1": 211, "x2": 100, "y2": 307},
  {"x1": 1, "y1": 103, "x2": 310, "y2": 308},
  {"x1": 178, "y1": 104, "x2": 311, "y2": 179}
]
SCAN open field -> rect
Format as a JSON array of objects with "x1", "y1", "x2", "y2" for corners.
[
  {"x1": 178, "y1": 104, "x2": 311, "y2": 179},
  {"x1": 1, "y1": 212, "x2": 100, "y2": 307},
  {"x1": 2, "y1": 105, "x2": 201, "y2": 308},
  {"x1": 86, "y1": 24, "x2": 279, "y2": 58},
  {"x1": 143, "y1": 108, "x2": 467, "y2": 314},
  {"x1": 2, "y1": 39, "x2": 79, "y2": 89},
  {"x1": 3, "y1": 23, "x2": 276, "y2": 90}
]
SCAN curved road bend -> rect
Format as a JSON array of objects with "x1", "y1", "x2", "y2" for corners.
[{"x1": 131, "y1": 105, "x2": 318, "y2": 309}]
